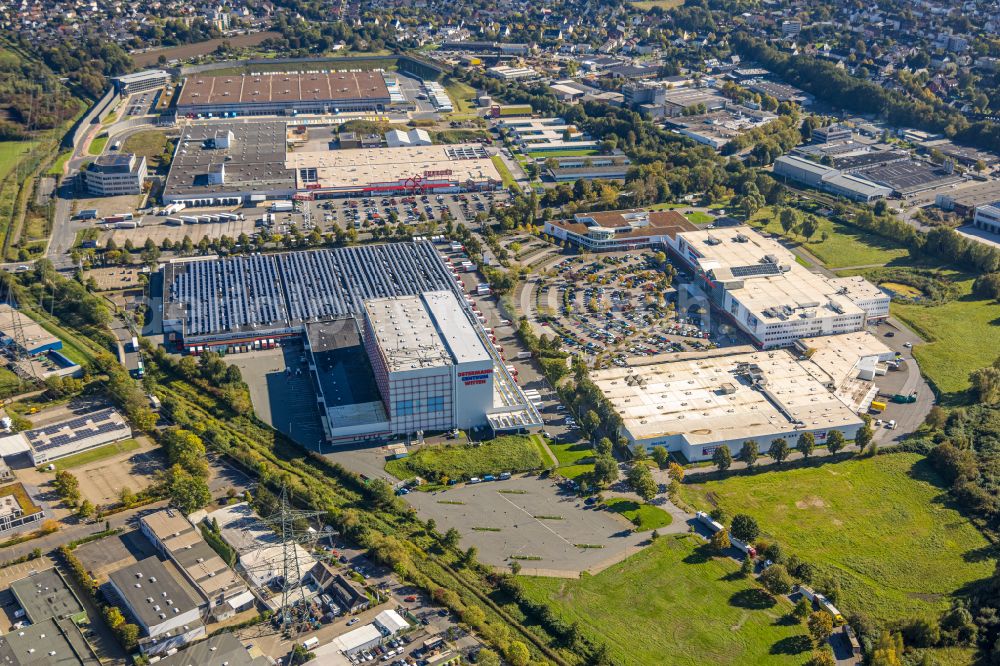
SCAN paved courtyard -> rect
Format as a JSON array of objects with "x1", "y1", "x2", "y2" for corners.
[{"x1": 406, "y1": 475, "x2": 650, "y2": 576}]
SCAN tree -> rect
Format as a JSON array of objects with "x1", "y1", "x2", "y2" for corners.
[
  {"x1": 505, "y1": 641, "x2": 530, "y2": 666},
  {"x1": 667, "y1": 462, "x2": 685, "y2": 482},
  {"x1": 804, "y1": 649, "x2": 836, "y2": 666},
  {"x1": 740, "y1": 557, "x2": 754, "y2": 577},
  {"x1": 970, "y1": 358, "x2": 1000, "y2": 405},
  {"x1": 582, "y1": 409, "x2": 601, "y2": 436},
  {"x1": 710, "y1": 528, "x2": 731, "y2": 552},
  {"x1": 796, "y1": 432, "x2": 815, "y2": 459},
  {"x1": 596, "y1": 437, "x2": 613, "y2": 457},
  {"x1": 793, "y1": 597, "x2": 812, "y2": 622},
  {"x1": 76, "y1": 499, "x2": 95, "y2": 520},
  {"x1": 769, "y1": 438, "x2": 790, "y2": 465},
  {"x1": 162, "y1": 429, "x2": 208, "y2": 477},
  {"x1": 475, "y1": 648, "x2": 501, "y2": 666},
  {"x1": 759, "y1": 564, "x2": 793, "y2": 596},
  {"x1": 167, "y1": 465, "x2": 211, "y2": 514},
  {"x1": 855, "y1": 422, "x2": 873, "y2": 451},
  {"x1": 826, "y1": 430, "x2": 845, "y2": 455},
  {"x1": 779, "y1": 207, "x2": 798, "y2": 235},
  {"x1": 870, "y1": 631, "x2": 904, "y2": 666},
  {"x1": 442, "y1": 527, "x2": 461, "y2": 549},
  {"x1": 712, "y1": 445, "x2": 732, "y2": 472},
  {"x1": 739, "y1": 440, "x2": 759, "y2": 468},
  {"x1": 651, "y1": 445, "x2": 670, "y2": 468},
  {"x1": 730, "y1": 514, "x2": 760, "y2": 544},
  {"x1": 808, "y1": 611, "x2": 834, "y2": 646},
  {"x1": 592, "y1": 456, "x2": 618, "y2": 487},
  {"x1": 626, "y1": 463, "x2": 658, "y2": 501},
  {"x1": 53, "y1": 470, "x2": 81, "y2": 506}
]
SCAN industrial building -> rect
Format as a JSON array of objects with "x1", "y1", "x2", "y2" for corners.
[
  {"x1": 664, "y1": 106, "x2": 778, "y2": 150},
  {"x1": 773, "y1": 154, "x2": 892, "y2": 202},
  {"x1": 667, "y1": 226, "x2": 889, "y2": 348},
  {"x1": 287, "y1": 143, "x2": 501, "y2": 196},
  {"x1": 543, "y1": 152, "x2": 633, "y2": 181},
  {"x1": 81, "y1": 153, "x2": 148, "y2": 196},
  {"x1": 544, "y1": 209, "x2": 696, "y2": 252},
  {"x1": 0, "y1": 304, "x2": 63, "y2": 356},
  {"x1": 592, "y1": 347, "x2": 864, "y2": 462},
  {"x1": 163, "y1": 121, "x2": 293, "y2": 205},
  {"x1": 361, "y1": 291, "x2": 495, "y2": 436},
  {"x1": 204, "y1": 502, "x2": 318, "y2": 593},
  {"x1": 795, "y1": 331, "x2": 896, "y2": 413},
  {"x1": 4, "y1": 568, "x2": 99, "y2": 666},
  {"x1": 385, "y1": 128, "x2": 432, "y2": 147},
  {"x1": 0, "y1": 482, "x2": 44, "y2": 534},
  {"x1": 0, "y1": 407, "x2": 133, "y2": 466},
  {"x1": 139, "y1": 510, "x2": 251, "y2": 620},
  {"x1": 500, "y1": 117, "x2": 601, "y2": 153},
  {"x1": 151, "y1": 633, "x2": 271, "y2": 666},
  {"x1": 113, "y1": 69, "x2": 170, "y2": 95},
  {"x1": 162, "y1": 243, "x2": 457, "y2": 348},
  {"x1": 176, "y1": 71, "x2": 392, "y2": 117},
  {"x1": 107, "y1": 557, "x2": 206, "y2": 656},
  {"x1": 974, "y1": 201, "x2": 1000, "y2": 235}
]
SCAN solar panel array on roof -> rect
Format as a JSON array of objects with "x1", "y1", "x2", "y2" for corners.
[
  {"x1": 167, "y1": 242, "x2": 457, "y2": 339},
  {"x1": 729, "y1": 263, "x2": 783, "y2": 279},
  {"x1": 24, "y1": 408, "x2": 130, "y2": 453}
]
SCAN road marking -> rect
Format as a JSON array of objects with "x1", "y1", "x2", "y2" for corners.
[{"x1": 495, "y1": 491, "x2": 573, "y2": 547}]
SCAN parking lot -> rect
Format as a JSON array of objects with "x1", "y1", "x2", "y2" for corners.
[
  {"x1": 527, "y1": 251, "x2": 745, "y2": 368},
  {"x1": 227, "y1": 342, "x2": 326, "y2": 450},
  {"x1": 406, "y1": 474, "x2": 648, "y2": 575},
  {"x1": 304, "y1": 189, "x2": 510, "y2": 234}
]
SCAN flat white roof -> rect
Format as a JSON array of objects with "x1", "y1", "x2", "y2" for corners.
[
  {"x1": 285, "y1": 144, "x2": 500, "y2": 189},
  {"x1": 592, "y1": 348, "x2": 863, "y2": 444},
  {"x1": 374, "y1": 609, "x2": 408, "y2": 634},
  {"x1": 677, "y1": 227, "x2": 868, "y2": 320},
  {"x1": 365, "y1": 295, "x2": 453, "y2": 372},
  {"x1": 422, "y1": 291, "x2": 492, "y2": 365},
  {"x1": 330, "y1": 624, "x2": 382, "y2": 652}
]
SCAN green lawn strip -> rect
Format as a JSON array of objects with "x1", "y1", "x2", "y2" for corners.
[
  {"x1": 385, "y1": 434, "x2": 545, "y2": 482},
  {"x1": 750, "y1": 208, "x2": 909, "y2": 268},
  {"x1": 0, "y1": 141, "x2": 40, "y2": 181},
  {"x1": 46, "y1": 151, "x2": 71, "y2": 177},
  {"x1": 88, "y1": 135, "x2": 108, "y2": 156},
  {"x1": 547, "y1": 441, "x2": 595, "y2": 479},
  {"x1": 679, "y1": 454, "x2": 992, "y2": 624},
  {"x1": 603, "y1": 497, "x2": 672, "y2": 531},
  {"x1": 529, "y1": 434, "x2": 557, "y2": 468},
  {"x1": 684, "y1": 211, "x2": 714, "y2": 224},
  {"x1": 630, "y1": 0, "x2": 684, "y2": 9},
  {"x1": 50, "y1": 439, "x2": 141, "y2": 471},
  {"x1": 490, "y1": 155, "x2": 519, "y2": 191},
  {"x1": 519, "y1": 534, "x2": 808, "y2": 666}
]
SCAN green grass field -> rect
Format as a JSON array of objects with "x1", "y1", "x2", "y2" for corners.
[
  {"x1": 603, "y1": 498, "x2": 672, "y2": 531},
  {"x1": 46, "y1": 151, "x2": 72, "y2": 177},
  {"x1": 443, "y1": 78, "x2": 477, "y2": 115},
  {"x1": 548, "y1": 441, "x2": 595, "y2": 479},
  {"x1": 679, "y1": 454, "x2": 993, "y2": 624},
  {"x1": 385, "y1": 435, "x2": 548, "y2": 482},
  {"x1": 0, "y1": 367, "x2": 25, "y2": 398},
  {"x1": 50, "y1": 439, "x2": 140, "y2": 471},
  {"x1": 123, "y1": 130, "x2": 171, "y2": 171},
  {"x1": 750, "y1": 208, "x2": 910, "y2": 268},
  {"x1": 889, "y1": 275, "x2": 999, "y2": 401},
  {"x1": 88, "y1": 135, "x2": 108, "y2": 156},
  {"x1": 685, "y1": 211, "x2": 714, "y2": 224},
  {"x1": 490, "y1": 155, "x2": 519, "y2": 191},
  {"x1": 520, "y1": 534, "x2": 809, "y2": 665},
  {"x1": 0, "y1": 141, "x2": 40, "y2": 181}
]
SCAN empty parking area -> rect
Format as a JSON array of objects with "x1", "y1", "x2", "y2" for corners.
[
  {"x1": 406, "y1": 475, "x2": 647, "y2": 575},
  {"x1": 227, "y1": 343, "x2": 325, "y2": 450}
]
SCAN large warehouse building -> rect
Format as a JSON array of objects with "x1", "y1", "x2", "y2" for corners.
[
  {"x1": 162, "y1": 243, "x2": 538, "y2": 441},
  {"x1": 667, "y1": 226, "x2": 889, "y2": 348},
  {"x1": 592, "y1": 346, "x2": 865, "y2": 462},
  {"x1": 177, "y1": 70, "x2": 392, "y2": 117},
  {"x1": 162, "y1": 121, "x2": 501, "y2": 205}
]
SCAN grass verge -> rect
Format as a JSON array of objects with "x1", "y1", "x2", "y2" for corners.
[
  {"x1": 49, "y1": 439, "x2": 140, "y2": 471},
  {"x1": 490, "y1": 155, "x2": 519, "y2": 191},
  {"x1": 385, "y1": 434, "x2": 546, "y2": 482},
  {"x1": 603, "y1": 498, "x2": 672, "y2": 531},
  {"x1": 679, "y1": 453, "x2": 992, "y2": 624},
  {"x1": 88, "y1": 135, "x2": 108, "y2": 156},
  {"x1": 520, "y1": 534, "x2": 809, "y2": 665}
]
